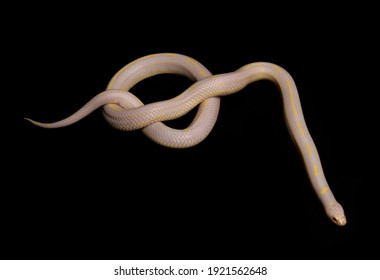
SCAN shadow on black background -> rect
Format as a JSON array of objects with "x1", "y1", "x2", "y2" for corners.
[{"x1": 4, "y1": 5, "x2": 378, "y2": 260}]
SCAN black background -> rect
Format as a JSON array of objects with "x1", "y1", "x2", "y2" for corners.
[{"x1": 4, "y1": 4, "x2": 379, "y2": 260}]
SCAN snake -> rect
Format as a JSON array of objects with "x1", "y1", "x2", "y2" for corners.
[{"x1": 25, "y1": 53, "x2": 346, "y2": 226}]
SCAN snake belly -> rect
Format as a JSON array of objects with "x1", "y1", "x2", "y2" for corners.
[{"x1": 25, "y1": 53, "x2": 346, "y2": 226}]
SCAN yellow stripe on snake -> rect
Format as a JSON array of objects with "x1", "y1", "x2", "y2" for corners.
[{"x1": 26, "y1": 53, "x2": 346, "y2": 226}]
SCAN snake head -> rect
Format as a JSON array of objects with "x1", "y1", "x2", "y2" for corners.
[{"x1": 326, "y1": 202, "x2": 347, "y2": 226}]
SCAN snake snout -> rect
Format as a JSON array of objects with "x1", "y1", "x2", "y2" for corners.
[
  {"x1": 331, "y1": 215, "x2": 347, "y2": 226},
  {"x1": 327, "y1": 202, "x2": 347, "y2": 226}
]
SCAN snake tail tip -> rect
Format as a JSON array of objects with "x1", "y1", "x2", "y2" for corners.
[
  {"x1": 24, "y1": 118, "x2": 51, "y2": 128},
  {"x1": 24, "y1": 117, "x2": 38, "y2": 125}
]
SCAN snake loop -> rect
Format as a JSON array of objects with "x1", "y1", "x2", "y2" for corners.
[{"x1": 25, "y1": 53, "x2": 346, "y2": 226}]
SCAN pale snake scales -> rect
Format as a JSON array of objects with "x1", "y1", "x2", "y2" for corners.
[{"x1": 26, "y1": 53, "x2": 346, "y2": 226}]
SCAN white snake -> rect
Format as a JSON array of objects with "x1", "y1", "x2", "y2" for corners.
[{"x1": 26, "y1": 53, "x2": 346, "y2": 226}]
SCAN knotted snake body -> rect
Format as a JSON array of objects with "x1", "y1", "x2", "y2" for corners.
[{"x1": 26, "y1": 53, "x2": 346, "y2": 226}]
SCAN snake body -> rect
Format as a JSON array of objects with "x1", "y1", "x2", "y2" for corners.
[{"x1": 26, "y1": 53, "x2": 346, "y2": 226}]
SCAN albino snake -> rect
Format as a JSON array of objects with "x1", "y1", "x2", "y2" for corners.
[{"x1": 26, "y1": 53, "x2": 346, "y2": 226}]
